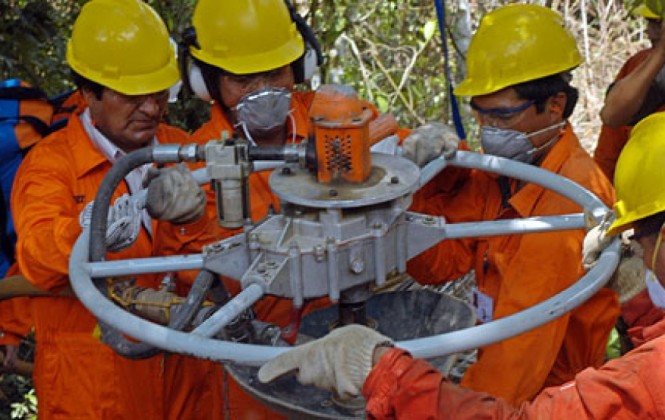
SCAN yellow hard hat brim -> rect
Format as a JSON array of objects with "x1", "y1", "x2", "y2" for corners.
[
  {"x1": 190, "y1": 36, "x2": 304, "y2": 75},
  {"x1": 67, "y1": 42, "x2": 180, "y2": 96}
]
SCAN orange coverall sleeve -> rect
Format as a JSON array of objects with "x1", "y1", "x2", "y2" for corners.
[
  {"x1": 363, "y1": 344, "x2": 665, "y2": 419},
  {"x1": 594, "y1": 49, "x2": 652, "y2": 182},
  {"x1": 0, "y1": 298, "x2": 31, "y2": 345},
  {"x1": 0, "y1": 265, "x2": 32, "y2": 345},
  {"x1": 10, "y1": 143, "x2": 86, "y2": 292}
]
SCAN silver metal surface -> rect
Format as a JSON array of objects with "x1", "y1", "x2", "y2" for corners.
[
  {"x1": 68, "y1": 149, "x2": 619, "y2": 365},
  {"x1": 270, "y1": 153, "x2": 420, "y2": 209}
]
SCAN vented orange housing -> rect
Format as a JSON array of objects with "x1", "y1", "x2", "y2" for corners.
[{"x1": 308, "y1": 85, "x2": 373, "y2": 184}]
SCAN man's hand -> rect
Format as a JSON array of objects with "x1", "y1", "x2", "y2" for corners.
[
  {"x1": 610, "y1": 241, "x2": 647, "y2": 303},
  {"x1": 144, "y1": 163, "x2": 206, "y2": 224},
  {"x1": 582, "y1": 213, "x2": 646, "y2": 302},
  {"x1": 402, "y1": 122, "x2": 459, "y2": 167},
  {"x1": 257, "y1": 324, "x2": 393, "y2": 399},
  {"x1": 1, "y1": 345, "x2": 19, "y2": 372},
  {"x1": 582, "y1": 223, "x2": 614, "y2": 270},
  {"x1": 79, "y1": 193, "x2": 142, "y2": 252}
]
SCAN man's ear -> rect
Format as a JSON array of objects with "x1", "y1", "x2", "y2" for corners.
[{"x1": 549, "y1": 92, "x2": 567, "y2": 119}]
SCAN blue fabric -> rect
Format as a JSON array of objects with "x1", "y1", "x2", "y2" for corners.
[{"x1": 0, "y1": 79, "x2": 27, "y2": 277}]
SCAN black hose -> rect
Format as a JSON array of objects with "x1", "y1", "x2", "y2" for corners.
[
  {"x1": 88, "y1": 146, "x2": 216, "y2": 359},
  {"x1": 89, "y1": 147, "x2": 154, "y2": 262},
  {"x1": 247, "y1": 145, "x2": 291, "y2": 161},
  {"x1": 100, "y1": 270, "x2": 215, "y2": 359}
]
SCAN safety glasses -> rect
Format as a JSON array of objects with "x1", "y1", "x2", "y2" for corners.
[{"x1": 470, "y1": 99, "x2": 536, "y2": 128}]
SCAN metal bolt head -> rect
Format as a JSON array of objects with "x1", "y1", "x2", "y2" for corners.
[
  {"x1": 349, "y1": 257, "x2": 365, "y2": 274},
  {"x1": 390, "y1": 176, "x2": 399, "y2": 184},
  {"x1": 281, "y1": 167, "x2": 292, "y2": 175},
  {"x1": 329, "y1": 189, "x2": 338, "y2": 197}
]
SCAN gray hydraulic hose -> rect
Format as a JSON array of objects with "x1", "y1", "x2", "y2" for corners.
[
  {"x1": 88, "y1": 145, "x2": 217, "y2": 358},
  {"x1": 71, "y1": 230, "x2": 276, "y2": 365},
  {"x1": 421, "y1": 151, "x2": 608, "y2": 221},
  {"x1": 401, "y1": 240, "x2": 621, "y2": 358},
  {"x1": 100, "y1": 269, "x2": 215, "y2": 359},
  {"x1": 89, "y1": 147, "x2": 154, "y2": 261}
]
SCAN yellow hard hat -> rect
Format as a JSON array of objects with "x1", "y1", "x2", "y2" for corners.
[
  {"x1": 454, "y1": 4, "x2": 582, "y2": 97},
  {"x1": 66, "y1": 0, "x2": 179, "y2": 95},
  {"x1": 190, "y1": 0, "x2": 304, "y2": 75},
  {"x1": 632, "y1": 3, "x2": 660, "y2": 19},
  {"x1": 607, "y1": 112, "x2": 665, "y2": 235}
]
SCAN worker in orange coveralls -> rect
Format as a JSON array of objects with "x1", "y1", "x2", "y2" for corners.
[
  {"x1": 251, "y1": 3, "x2": 621, "y2": 406},
  {"x1": 592, "y1": 1, "x2": 665, "y2": 348},
  {"x1": 151, "y1": 0, "x2": 460, "y2": 417},
  {"x1": 594, "y1": 2, "x2": 665, "y2": 182},
  {"x1": 165, "y1": 0, "x2": 397, "y2": 416},
  {"x1": 257, "y1": 110, "x2": 665, "y2": 419},
  {"x1": 403, "y1": 4, "x2": 620, "y2": 405},
  {"x1": 10, "y1": 0, "x2": 225, "y2": 417},
  {"x1": 0, "y1": 87, "x2": 88, "y2": 375}
]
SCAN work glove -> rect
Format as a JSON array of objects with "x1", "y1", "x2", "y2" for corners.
[
  {"x1": 257, "y1": 324, "x2": 393, "y2": 399},
  {"x1": 143, "y1": 163, "x2": 206, "y2": 224},
  {"x1": 582, "y1": 211, "x2": 618, "y2": 270},
  {"x1": 401, "y1": 122, "x2": 459, "y2": 167},
  {"x1": 79, "y1": 193, "x2": 142, "y2": 252},
  {"x1": 609, "y1": 241, "x2": 647, "y2": 303},
  {"x1": 582, "y1": 214, "x2": 646, "y2": 303}
]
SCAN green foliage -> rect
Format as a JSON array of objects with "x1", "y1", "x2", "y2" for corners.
[
  {"x1": 9, "y1": 388, "x2": 36, "y2": 420},
  {"x1": 310, "y1": 0, "x2": 454, "y2": 128}
]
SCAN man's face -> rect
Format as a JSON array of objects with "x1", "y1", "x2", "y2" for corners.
[
  {"x1": 84, "y1": 88, "x2": 169, "y2": 152},
  {"x1": 218, "y1": 65, "x2": 294, "y2": 123},
  {"x1": 471, "y1": 87, "x2": 565, "y2": 150}
]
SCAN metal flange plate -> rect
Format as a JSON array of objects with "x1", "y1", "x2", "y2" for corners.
[{"x1": 270, "y1": 153, "x2": 420, "y2": 209}]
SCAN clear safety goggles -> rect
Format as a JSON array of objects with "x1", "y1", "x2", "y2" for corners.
[{"x1": 471, "y1": 99, "x2": 535, "y2": 129}]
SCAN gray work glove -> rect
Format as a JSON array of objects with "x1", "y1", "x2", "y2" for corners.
[
  {"x1": 610, "y1": 241, "x2": 647, "y2": 303},
  {"x1": 582, "y1": 216, "x2": 646, "y2": 303},
  {"x1": 402, "y1": 122, "x2": 459, "y2": 167},
  {"x1": 79, "y1": 193, "x2": 142, "y2": 252},
  {"x1": 257, "y1": 324, "x2": 393, "y2": 399},
  {"x1": 144, "y1": 163, "x2": 206, "y2": 224}
]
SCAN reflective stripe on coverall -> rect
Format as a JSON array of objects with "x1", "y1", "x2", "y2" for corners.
[
  {"x1": 407, "y1": 124, "x2": 619, "y2": 404},
  {"x1": 362, "y1": 313, "x2": 665, "y2": 419},
  {"x1": 11, "y1": 114, "x2": 224, "y2": 419},
  {"x1": 190, "y1": 91, "x2": 406, "y2": 419}
]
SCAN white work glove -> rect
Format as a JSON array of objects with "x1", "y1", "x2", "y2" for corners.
[
  {"x1": 257, "y1": 324, "x2": 393, "y2": 399},
  {"x1": 402, "y1": 122, "x2": 459, "y2": 167},
  {"x1": 144, "y1": 163, "x2": 206, "y2": 224},
  {"x1": 582, "y1": 223, "x2": 614, "y2": 270},
  {"x1": 79, "y1": 194, "x2": 142, "y2": 252},
  {"x1": 582, "y1": 215, "x2": 646, "y2": 303},
  {"x1": 582, "y1": 211, "x2": 620, "y2": 270}
]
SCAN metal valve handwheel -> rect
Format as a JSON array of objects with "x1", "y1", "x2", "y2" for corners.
[{"x1": 69, "y1": 146, "x2": 620, "y2": 416}]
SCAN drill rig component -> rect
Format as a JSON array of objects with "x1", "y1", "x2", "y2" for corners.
[
  {"x1": 204, "y1": 138, "x2": 251, "y2": 229},
  {"x1": 308, "y1": 84, "x2": 374, "y2": 184},
  {"x1": 70, "y1": 147, "x2": 619, "y2": 365}
]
